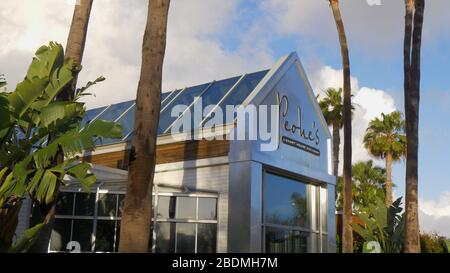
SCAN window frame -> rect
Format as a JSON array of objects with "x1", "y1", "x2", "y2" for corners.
[
  {"x1": 262, "y1": 168, "x2": 328, "y2": 253},
  {"x1": 151, "y1": 192, "x2": 219, "y2": 253},
  {"x1": 47, "y1": 188, "x2": 125, "y2": 253}
]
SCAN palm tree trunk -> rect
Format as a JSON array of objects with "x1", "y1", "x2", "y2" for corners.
[
  {"x1": 28, "y1": 0, "x2": 93, "y2": 253},
  {"x1": 119, "y1": 0, "x2": 170, "y2": 253},
  {"x1": 385, "y1": 151, "x2": 393, "y2": 207},
  {"x1": 330, "y1": 0, "x2": 353, "y2": 253},
  {"x1": 404, "y1": 0, "x2": 424, "y2": 253},
  {"x1": 332, "y1": 123, "x2": 340, "y2": 177},
  {"x1": 62, "y1": 0, "x2": 94, "y2": 100}
]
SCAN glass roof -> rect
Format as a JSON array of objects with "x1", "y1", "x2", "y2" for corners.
[{"x1": 85, "y1": 69, "x2": 269, "y2": 146}]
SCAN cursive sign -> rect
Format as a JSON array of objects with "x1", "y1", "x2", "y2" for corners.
[{"x1": 278, "y1": 93, "x2": 320, "y2": 146}]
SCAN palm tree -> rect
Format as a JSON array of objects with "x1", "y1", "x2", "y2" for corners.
[
  {"x1": 403, "y1": 0, "x2": 425, "y2": 253},
  {"x1": 119, "y1": 0, "x2": 170, "y2": 252},
  {"x1": 29, "y1": 0, "x2": 94, "y2": 252},
  {"x1": 352, "y1": 160, "x2": 386, "y2": 212},
  {"x1": 329, "y1": 0, "x2": 353, "y2": 253},
  {"x1": 62, "y1": 0, "x2": 94, "y2": 100},
  {"x1": 364, "y1": 111, "x2": 406, "y2": 207},
  {"x1": 319, "y1": 88, "x2": 355, "y2": 177}
]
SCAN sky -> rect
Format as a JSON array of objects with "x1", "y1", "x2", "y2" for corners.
[{"x1": 1, "y1": 0, "x2": 449, "y2": 237}]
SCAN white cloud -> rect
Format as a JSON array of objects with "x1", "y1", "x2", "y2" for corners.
[
  {"x1": 309, "y1": 66, "x2": 397, "y2": 171},
  {"x1": 1, "y1": 0, "x2": 274, "y2": 109},
  {"x1": 420, "y1": 192, "x2": 450, "y2": 237}
]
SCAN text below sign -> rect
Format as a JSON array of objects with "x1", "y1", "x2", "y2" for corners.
[{"x1": 282, "y1": 136, "x2": 320, "y2": 156}]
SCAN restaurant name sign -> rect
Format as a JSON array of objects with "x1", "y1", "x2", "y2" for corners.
[{"x1": 278, "y1": 92, "x2": 321, "y2": 156}]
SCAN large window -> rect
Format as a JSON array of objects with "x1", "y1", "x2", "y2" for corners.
[
  {"x1": 48, "y1": 191, "x2": 124, "y2": 253},
  {"x1": 152, "y1": 194, "x2": 218, "y2": 253},
  {"x1": 263, "y1": 171, "x2": 328, "y2": 253},
  {"x1": 47, "y1": 191, "x2": 218, "y2": 253}
]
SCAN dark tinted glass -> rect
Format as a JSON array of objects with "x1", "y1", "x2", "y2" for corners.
[
  {"x1": 55, "y1": 192, "x2": 74, "y2": 215},
  {"x1": 95, "y1": 220, "x2": 116, "y2": 252},
  {"x1": 72, "y1": 219, "x2": 93, "y2": 252},
  {"x1": 265, "y1": 173, "x2": 308, "y2": 227},
  {"x1": 176, "y1": 223, "x2": 196, "y2": 253},
  {"x1": 155, "y1": 222, "x2": 175, "y2": 253},
  {"x1": 197, "y1": 224, "x2": 217, "y2": 253},
  {"x1": 97, "y1": 194, "x2": 117, "y2": 217},
  {"x1": 50, "y1": 219, "x2": 72, "y2": 251},
  {"x1": 74, "y1": 193, "x2": 95, "y2": 216},
  {"x1": 265, "y1": 228, "x2": 308, "y2": 253}
]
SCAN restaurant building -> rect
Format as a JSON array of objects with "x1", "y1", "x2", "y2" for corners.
[{"x1": 18, "y1": 52, "x2": 336, "y2": 253}]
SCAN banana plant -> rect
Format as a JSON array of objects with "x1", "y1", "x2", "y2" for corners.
[
  {"x1": 0, "y1": 42, "x2": 123, "y2": 252},
  {"x1": 351, "y1": 197, "x2": 405, "y2": 253}
]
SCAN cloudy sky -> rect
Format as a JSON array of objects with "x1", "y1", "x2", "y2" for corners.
[{"x1": 1, "y1": 0, "x2": 449, "y2": 237}]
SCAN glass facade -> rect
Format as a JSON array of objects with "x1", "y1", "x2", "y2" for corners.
[
  {"x1": 81, "y1": 69, "x2": 269, "y2": 143},
  {"x1": 48, "y1": 191, "x2": 217, "y2": 253},
  {"x1": 48, "y1": 191, "x2": 124, "y2": 253},
  {"x1": 153, "y1": 194, "x2": 218, "y2": 253},
  {"x1": 263, "y1": 171, "x2": 328, "y2": 253}
]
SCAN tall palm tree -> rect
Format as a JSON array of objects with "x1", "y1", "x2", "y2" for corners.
[
  {"x1": 403, "y1": 0, "x2": 425, "y2": 253},
  {"x1": 119, "y1": 0, "x2": 170, "y2": 253},
  {"x1": 62, "y1": 0, "x2": 94, "y2": 100},
  {"x1": 319, "y1": 88, "x2": 355, "y2": 177},
  {"x1": 329, "y1": 0, "x2": 353, "y2": 253},
  {"x1": 364, "y1": 111, "x2": 406, "y2": 207},
  {"x1": 29, "y1": 0, "x2": 94, "y2": 252}
]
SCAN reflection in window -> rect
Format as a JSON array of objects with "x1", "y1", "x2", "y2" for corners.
[
  {"x1": 155, "y1": 222, "x2": 175, "y2": 253},
  {"x1": 176, "y1": 223, "x2": 196, "y2": 253},
  {"x1": 55, "y1": 192, "x2": 74, "y2": 215},
  {"x1": 95, "y1": 220, "x2": 116, "y2": 252},
  {"x1": 157, "y1": 196, "x2": 176, "y2": 219},
  {"x1": 72, "y1": 219, "x2": 93, "y2": 252},
  {"x1": 50, "y1": 192, "x2": 124, "y2": 253},
  {"x1": 263, "y1": 172, "x2": 328, "y2": 253},
  {"x1": 176, "y1": 197, "x2": 196, "y2": 219},
  {"x1": 265, "y1": 227, "x2": 308, "y2": 253},
  {"x1": 198, "y1": 198, "x2": 217, "y2": 220},
  {"x1": 197, "y1": 224, "x2": 217, "y2": 253},
  {"x1": 98, "y1": 194, "x2": 117, "y2": 217},
  {"x1": 50, "y1": 219, "x2": 71, "y2": 252},
  {"x1": 154, "y1": 195, "x2": 218, "y2": 253},
  {"x1": 265, "y1": 173, "x2": 308, "y2": 227},
  {"x1": 74, "y1": 193, "x2": 95, "y2": 216}
]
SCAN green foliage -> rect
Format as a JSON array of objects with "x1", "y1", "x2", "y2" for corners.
[
  {"x1": 351, "y1": 197, "x2": 405, "y2": 253},
  {"x1": 0, "y1": 42, "x2": 123, "y2": 251},
  {"x1": 420, "y1": 232, "x2": 449, "y2": 253},
  {"x1": 318, "y1": 88, "x2": 355, "y2": 128},
  {"x1": 364, "y1": 111, "x2": 406, "y2": 160},
  {"x1": 443, "y1": 239, "x2": 450, "y2": 253},
  {"x1": 7, "y1": 224, "x2": 44, "y2": 253},
  {"x1": 336, "y1": 160, "x2": 386, "y2": 212}
]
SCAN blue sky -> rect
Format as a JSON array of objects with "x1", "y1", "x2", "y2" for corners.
[
  {"x1": 225, "y1": 0, "x2": 450, "y2": 203},
  {"x1": 1, "y1": 0, "x2": 449, "y2": 236}
]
